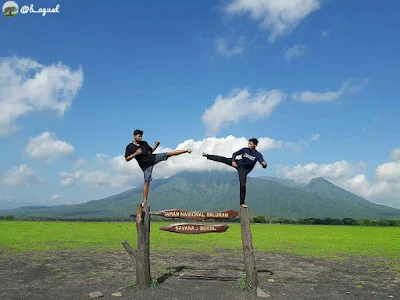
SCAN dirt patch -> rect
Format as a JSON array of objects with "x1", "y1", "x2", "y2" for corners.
[{"x1": 0, "y1": 249, "x2": 398, "y2": 300}]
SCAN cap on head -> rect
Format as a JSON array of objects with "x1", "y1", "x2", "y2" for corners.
[
  {"x1": 134, "y1": 129, "x2": 143, "y2": 136},
  {"x1": 248, "y1": 138, "x2": 259, "y2": 146}
]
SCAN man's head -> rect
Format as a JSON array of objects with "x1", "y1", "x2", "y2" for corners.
[
  {"x1": 248, "y1": 138, "x2": 258, "y2": 150},
  {"x1": 133, "y1": 129, "x2": 143, "y2": 143}
]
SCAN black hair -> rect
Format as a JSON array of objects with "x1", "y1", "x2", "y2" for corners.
[
  {"x1": 133, "y1": 129, "x2": 143, "y2": 136},
  {"x1": 248, "y1": 138, "x2": 258, "y2": 146}
]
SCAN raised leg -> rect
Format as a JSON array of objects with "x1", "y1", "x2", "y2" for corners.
[
  {"x1": 167, "y1": 149, "x2": 192, "y2": 157},
  {"x1": 204, "y1": 154, "x2": 233, "y2": 167}
]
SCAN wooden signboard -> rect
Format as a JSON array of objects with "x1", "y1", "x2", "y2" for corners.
[
  {"x1": 152, "y1": 209, "x2": 239, "y2": 221},
  {"x1": 160, "y1": 223, "x2": 229, "y2": 234}
]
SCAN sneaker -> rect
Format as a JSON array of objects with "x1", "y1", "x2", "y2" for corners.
[{"x1": 241, "y1": 204, "x2": 248, "y2": 208}]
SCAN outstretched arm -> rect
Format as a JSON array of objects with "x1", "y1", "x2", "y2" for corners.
[
  {"x1": 232, "y1": 148, "x2": 245, "y2": 168},
  {"x1": 152, "y1": 141, "x2": 160, "y2": 152},
  {"x1": 258, "y1": 153, "x2": 267, "y2": 168}
]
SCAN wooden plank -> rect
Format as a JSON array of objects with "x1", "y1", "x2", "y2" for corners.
[
  {"x1": 152, "y1": 209, "x2": 239, "y2": 221},
  {"x1": 240, "y1": 206, "x2": 259, "y2": 288},
  {"x1": 159, "y1": 223, "x2": 229, "y2": 234},
  {"x1": 136, "y1": 204, "x2": 151, "y2": 288}
]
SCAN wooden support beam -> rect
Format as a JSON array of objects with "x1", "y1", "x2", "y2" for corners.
[
  {"x1": 121, "y1": 241, "x2": 136, "y2": 262},
  {"x1": 136, "y1": 204, "x2": 151, "y2": 288},
  {"x1": 240, "y1": 206, "x2": 259, "y2": 288}
]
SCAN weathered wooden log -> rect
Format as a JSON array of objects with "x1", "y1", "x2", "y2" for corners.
[
  {"x1": 136, "y1": 204, "x2": 151, "y2": 288},
  {"x1": 240, "y1": 206, "x2": 259, "y2": 288},
  {"x1": 121, "y1": 241, "x2": 136, "y2": 262},
  {"x1": 152, "y1": 209, "x2": 239, "y2": 221},
  {"x1": 159, "y1": 223, "x2": 229, "y2": 234}
]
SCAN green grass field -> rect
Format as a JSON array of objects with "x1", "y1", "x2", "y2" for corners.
[{"x1": 0, "y1": 221, "x2": 399, "y2": 262}]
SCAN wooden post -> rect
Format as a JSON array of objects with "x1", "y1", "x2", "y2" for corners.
[
  {"x1": 136, "y1": 204, "x2": 151, "y2": 288},
  {"x1": 240, "y1": 206, "x2": 259, "y2": 288}
]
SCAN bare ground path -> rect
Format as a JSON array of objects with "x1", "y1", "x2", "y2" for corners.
[{"x1": 0, "y1": 249, "x2": 398, "y2": 300}]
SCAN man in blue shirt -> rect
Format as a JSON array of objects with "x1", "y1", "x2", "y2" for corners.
[{"x1": 202, "y1": 138, "x2": 267, "y2": 207}]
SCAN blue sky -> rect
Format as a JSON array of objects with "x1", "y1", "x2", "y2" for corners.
[{"x1": 0, "y1": 0, "x2": 399, "y2": 209}]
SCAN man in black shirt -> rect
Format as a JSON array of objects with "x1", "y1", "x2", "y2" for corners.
[{"x1": 125, "y1": 129, "x2": 192, "y2": 206}]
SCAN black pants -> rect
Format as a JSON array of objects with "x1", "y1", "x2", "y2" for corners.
[{"x1": 206, "y1": 155, "x2": 247, "y2": 205}]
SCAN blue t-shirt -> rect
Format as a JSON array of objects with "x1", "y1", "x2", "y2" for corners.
[{"x1": 232, "y1": 148, "x2": 265, "y2": 173}]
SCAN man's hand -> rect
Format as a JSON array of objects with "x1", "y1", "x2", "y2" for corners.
[
  {"x1": 261, "y1": 161, "x2": 267, "y2": 168},
  {"x1": 152, "y1": 141, "x2": 160, "y2": 152},
  {"x1": 135, "y1": 148, "x2": 142, "y2": 155},
  {"x1": 232, "y1": 161, "x2": 238, "y2": 168}
]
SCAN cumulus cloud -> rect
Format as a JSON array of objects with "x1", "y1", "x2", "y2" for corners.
[
  {"x1": 344, "y1": 149, "x2": 400, "y2": 207},
  {"x1": 0, "y1": 56, "x2": 83, "y2": 136},
  {"x1": 310, "y1": 133, "x2": 320, "y2": 141},
  {"x1": 1, "y1": 164, "x2": 41, "y2": 186},
  {"x1": 390, "y1": 147, "x2": 400, "y2": 162},
  {"x1": 202, "y1": 88, "x2": 285, "y2": 136},
  {"x1": 292, "y1": 78, "x2": 369, "y2": 103},
  {"x1": 283, "y1": 44, "x2": 306, "y2": 61},
  {"x1": 276, "y1": 147, "x2": 400, "y2": 208},
  {"x1": 224, "y1": 0, "x2": 322, "y2": 42},
  {"x1": 60, "y1": 136, "x2": 282, "y2": 188},
  {"x1": 321, "y1": 30, "x2": 329, "y2": 37},
  {"x1": 60, "y1": 170, "x2": 82, "y2": 187},
  {"x1": 24, "y1": 131, "x2": 75, "y2": 163},
  {"x1": 276, "y1": 160, "x2": 353, "y2": 184},
  {"x1": 45, "y1": 194, "x2": 60, "y2": 201},
  {"x1": 214, "y1": 37, "x2": 246, "y2": 57},
  {"x1": 73, "y1": 159, "x2": 86, "y2": 169}
]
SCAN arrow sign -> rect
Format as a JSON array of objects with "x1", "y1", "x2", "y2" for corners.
[
  {"x1": 151, "y1": 209, "x2": 239, "y2": 221},
  {"x1": 159, "y1": 223, "x2": 229, "y2": 234}
]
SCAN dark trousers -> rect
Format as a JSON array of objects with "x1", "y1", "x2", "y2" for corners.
[{"x1": 206, "y1": 155, "x2": 247, "y2": 205}]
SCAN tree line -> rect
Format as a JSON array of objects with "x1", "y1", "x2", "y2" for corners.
[
  {"x1": 1, "y1": 215, "x2": 399, "y2": 226},
  {"x1": 251, "y1": 215, "x2": 400, "y2": 227}
]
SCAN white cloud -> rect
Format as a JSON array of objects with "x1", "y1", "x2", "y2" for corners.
[
  {"x1": 215, "y1": 37, "x2": 246, "y2": 57},
  {"x1": 202, "y1": 88, "x2": 285, "y2": 136},
  {"x1": 283, "y1": 44, "x2": 306, "y2": 61},
  {"x1": 321, "y1": 30, "x2": 329, "y2": 36},
  {"x1": 276, "y1": 147, "x2": 400, "y2": 208},
  {"x1": 60, "y1": 170, "x2": 82, "y2": 187},
  {"x1": 73, "y1": 159, "x2": 86, "y2": 169},
  {"x1": 376, "y1": 162, "x2": 400, "y2": 183},
  {"x1": 0, "y1": 56, "x2": 83, "y2": 136},
  {"x1": 45, "y1": 194, "x2": 60, "y2": 201},
  {"x1": 224, "y1": 0, "x2": 322, "y2": 42},
  {"x1": 24, "y1": 131, "x2": 75, "y2": 163},
  {"x1": 390, "y1": 147, "x2": 400, "y2": 162},
  {"x1": 292, "y1": 78, "x2": 369, "y2": 103},
  {"x1": 60, "y1": 136, "x2": 281, "y2": 188},
  {"x1": 1, "y1": 164, "x2": 41, "y2": 186},
  {"x1": 344, "y1": 175, "x2": 400, "y2": 208},
  {"x1": 310, "y1": 133, "x2": 320, "y2": 141},
  {"x1": 276, "y1": 160, "x2": 354, "y2": 184},
  {"x1": 284, "y1": 140, "x2": 308, "y2": 152},
  {"x1": 344, "y1": 148, "x2": 400, "y2": 207}
]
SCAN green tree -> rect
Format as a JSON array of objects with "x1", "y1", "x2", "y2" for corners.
[
  {"x1": 4, "y1": 6, "x2": 18, "y2": 16},
  {"x1": 5, "y1": 215, "x2": 14, "y2": 221},
  {"x1": 252, "y1": 215, "x2": 266, "y2": 223}
]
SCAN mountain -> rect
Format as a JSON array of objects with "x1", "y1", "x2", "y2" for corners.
[
  {"x1": 257, "y1": 176, "x2": 306, "y2": 189},
  {"x1": 1, "y1": 171, "x2": 399, "y2": 220}
]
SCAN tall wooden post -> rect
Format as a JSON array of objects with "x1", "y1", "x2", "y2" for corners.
[
  {"x1": 240, "y1": 206, "x2": 259, "y2": 288},
  {"x1": 136, "y1": 204, "x2": 151, "y2": 288}
]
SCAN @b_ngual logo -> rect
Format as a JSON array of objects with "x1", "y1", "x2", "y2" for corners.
[{"x1": 3, "y1": 1, "x2": 18, "y2": 17}]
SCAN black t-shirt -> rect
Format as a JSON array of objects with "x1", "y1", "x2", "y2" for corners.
[{"x1": 125, "y1": 141, "x2": 155, "y2": 171}]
